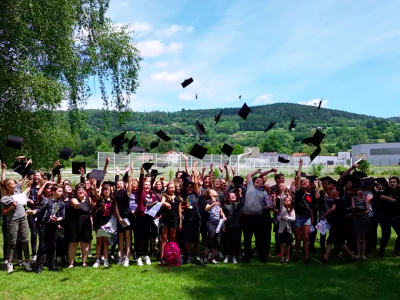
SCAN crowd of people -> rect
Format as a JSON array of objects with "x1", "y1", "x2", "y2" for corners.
[{"x1": 1, "y1": 155, "x2": 399, "y2": 274}]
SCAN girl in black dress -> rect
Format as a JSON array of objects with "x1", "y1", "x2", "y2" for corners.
[
  {"x1": 160, "y1": 182, "x2": 182, "y2": 264},
  {"x1": 67, "y1": 183, "x2": 93, "y2": 268},
  {"x1": 352, "y1": 186, "x2": 371, "y2": 259}
]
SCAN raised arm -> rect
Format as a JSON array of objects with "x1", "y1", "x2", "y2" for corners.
[
  {"x1": 192, "y1": 161, "x2": 200, "y2": 195},
  {"x1": 126, "y1": 162, "x2": 134, "y2": 196},
  {"x1": 246, "y1": 169, "x2": 262, "y2": 183},
  {"x1": 315, "y1": 180, "x2": 322, "y2": 199},
  {"x1": 182, "y1": 154, "x2": 189, "y2": 174},
  {"x1": 224, "y1": 164, "x2": 229, "y2": 182},
  {"x1": 338, "y1": 163, "x2": 359, "y2": 184},
  {"x1": 295, "y1": 159, "x2": 303, "y2": 191},
  {"x1": 103, "y1": 156, "x2": 110, "y2": 173},
  {"x1": 259, "y1": 168, "x2": 277, "y2": 178}
]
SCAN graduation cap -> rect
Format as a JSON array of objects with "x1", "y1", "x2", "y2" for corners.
[
  {"x1": 58, "y1": 147, "x2": 73, "y2": 161},
  {"x1": 215, "y1": 110, "x2": 223, "y2": 125},
  {"x1": 180, "y1": 171, "x2": 193, "y2": 183},
  {"x1": 361, "y1": 177, "x2": 375, "y2": 186},
  {"x1": 232, "y1": 176, "x2": 244, "y2": 185},
  {"x1": 195, "y1": 93, "x2": 198, "y2": 99},
  {"x1": 239, "y1": 95, "x2": 242, "y2": 100},
  {"x1": 181, "y1": 77, "x2": 193, "y2": 88},
  {"x1": 221, "y1": 144, "x2": 234, "y2": 157},
  {"x1": 302, "y1": 130, "x2": 325, "y2": 147},
  {"x1": 72, "y1": 162, "x2": 86, "y2": 175},
  {"x1": 102, "y1": 180, "x2": 115, "y2": 187},
  {"x1": 142, "y1": 162, "x2": 154, "y2": 171},
  {"x1": 264, "y1": 122, "x2": 276, "y2": 133},
  {"x1": 294, "y1": 170, "x2": 307, "y2": 177},
  {"x1": 150, "y1": 139, "x2": 160, "y2": 150},
  {"x1": 375, "y1": 177, "x2": 389, "y2": 188},
  {"x1": 319, "y1": 176, "x2": 336, "y2": 185},
  {"x1": 5, "y1": 135, "x2": 23, "y2": 150},
  {"x1": 175, "y1": 127, "x2": 186, "y2": 135},
  {"x1": 353, "y1": 171, "x2": 368, "y2": 178},
  {"x1": 145, "y1": 169, "x2": 165, "y2": 177},
  {"x1": 189, "y1": 143, "x2": 208, "y2": 160},
  {"x1": 130, "y1": 146, "x2": 146, "y2": 153},
  {"x1": 310, "y1": 146, "x2": 321, "y2": 162},
  {"x1": 238, "y1": 103, "x2": 251, "y2": 120},
  {"x1": 52, "y1": 165, "x2": 64, "y2": 175},
  {"x1": 318, "y1": 99, "x2": 323, "y2": 110},
  {"x1": 156, "y1": 130, "x2": 171, "y2": 142},
  {"x1": 111, "y1": 131, "x2": 127, "y2": 147},
  {"x1": 88, "y1": 169, "x2": 106, "y2": 181},
  {"x1": 278, "y1": 156, "x2": 290, "y2": 164},
  {"x1": 156, "y1": 163, "x2": 168, "y2": 168},
  {"x1": 127, "y1": 135, "x2": 138, "y2": 150},
  {"x1": 195, "y1": 121, "x2": 207, "y2": 136},
  {"x1": 306, "y1": 175, "x2": 318, "y2": 182},
  {"x1": 289, "y1": 118, "x2": 296, "y2": 131},
  {"x1": 342, "y1": 174, "x2": 359, "y2": 184},
  {"x1": 12, "y1": 161, "x2": 32, "y2": 177}
]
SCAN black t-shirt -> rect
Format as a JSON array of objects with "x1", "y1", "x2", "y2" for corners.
[
  {"x1": 295, "y1": 189, "x2": 312, "y2": 218},
  {"x1": 182, "y1": 193, "x2": 200, "y2": 222},
  {"x1": 319, "y1": 191, "x2": 334, "y2": 216},
  {"x1": 222, "y1": 200, "x2": 243, "y2": 227},
  {"x1": 115, "y1": 189, "x2": 130, "y2": 218},
  {"x1": 380, "y1": 188, "x2": 400, "y2": 218},
  {"x1": 332, "y1": 198, "x2": 346, "y2": 221}
]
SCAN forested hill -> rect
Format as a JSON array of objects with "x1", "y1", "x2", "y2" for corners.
[{"x1": 58, "y1": 102, "x2": 400, "y2": 167}]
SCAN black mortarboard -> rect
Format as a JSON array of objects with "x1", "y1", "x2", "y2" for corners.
[
  {"x1": 88, "y1": 169, "x2": 106, "y2": 181},
  {"x1": 342, "y1": 174, "x2": 358, "y2": 184},
  {"x1": 145, "y1": 169, "x2": 165, "y2": 177},
  {"x1": 58, "y1": 147, "x2": 73, "y2": 161},
  {"x1": 195, "y1": 93, "x2": 198, "y2": 99},
  {"x1": 45, "y1": 172, "x2": 52, "y2": 180},
  {"x1": 221, "y1": 144, "x2": 234, "y2": 157},
  {"x1": 353, "y1": 171, "x2": 368, "y2": 178},
  {"x1": 195, "y1": 121, "x2": 206, "y2": 136},
  {"x1": 72, "y1": 162, "x2": 86, "y2": 175},
  {"x1": 130, "y1": 146, "x2": 146, "y2": 152},
  {"x1": 181, "y1": 77, "x2": 193, "y2": 88},
  {"x1": 238, "y1": 103, "x2": 251, "y2": 120},
  {"x1": 310, "y1": 146, "x2": 321, "y2": 162},
  {"x1": 189, "y1": 143, "x2": 208, "y2": 160},
  {"x1": 239, "y1": 95, "x2": 242, "y2": 100},
  {"x1": 12, "y1": 161, "x2": 32, "y2": 176},
  {"x1": 215, "y1": 110, "x2": 223, "y2": 125},
  {"x1": 289, "y1": 118, "x2": 296, "y2": 131},
  {"x1": 114, "y1": 144, "x2": 123, "y2": 154},
  {"x1": 5, "y1": 135, "x2": 23, "y2": 150},
  {"x1": 294, "y1": 170, "x2": 307, "y2": 177},
  {"x1": 111, "y1": 131, "x2": 127, "y2": 147},
  {"x1": 375, "y1": 177, "x2": 389, "y2": 188},
  {"x1": 265, "y1": 122, "x2": 276, "y2": 133},
  {"x1": 102, "y1": 180, "x2": 115, "y2": 187},
  {"x1": 52, "y1": 165, "x2": 64, "y2": 175},
  {"x1": 150, "y1": 139, "x2": 160, "y2": 150},
  {"x1": 306, "y1": 175, "x2": 318, "y2": 182},
  {"x1": 232, "y1": 176, "x2": 244, "y2": 185},
  {"x1": 156, "y1": 163, "x2": 168, "y2": 168},
  {"x1": 156, "y1": 130, "x2": 171, "y2": 142},
  {"x1": 302, "y1": 130, "x2": 325, "y2": 147},
  {"x1": 180, "y1": 171, "x2": 193, "y2": 183},
  {"x1": 127, "y1": 135, "x2": 138, "y2": 150},
  {"x1": 278, "y1": 156, "x2": 290, "y2": 163},
  {"x1": 319, "y1": 176, "x2": 336, "y2": 185},
  {"x1": 175, "y1": 127, "x2": 186, "y2": 135},
  {"x1": 142, "y1": 162, "x2": 154, "y2": 171},
  {"x1": 318, "y1": 98, "x2": 323, "y2": 110},
  {"x1": 361, "y1": 177, "x2": 375, "y2": 186}
]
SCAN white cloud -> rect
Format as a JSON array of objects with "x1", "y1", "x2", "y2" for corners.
[
  {"x1": 156, "y1": 25, "x2": 182, "y2": 37},
  {"x1": 186, "y1": 27, "x2": 194, "y2": 33},
  {"x1": 253, "y1": 94, "x2": 274, "y2": 105},
  {"x1": 156, "y1": 61, "x2": 169, "y2": 68},
  {"x1": 137, "y1": 40, "x2": 184, "y2": 57},
  {"x1": 298, "y1": 99, "x2": 328, "y2": 108},
  {"x1": 131, "y1": 21, "x2": 152, "y2": 34},
  {"x1": 151, "y1": 70, "x2": 187, "y2": 82},
  {"x1": 178, "y1": 92, "x2": 195, "y2": 101}
]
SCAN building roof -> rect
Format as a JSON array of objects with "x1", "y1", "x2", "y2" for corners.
[{"x1": 292, "y1": 153, "x2": 308, "y2": 157}]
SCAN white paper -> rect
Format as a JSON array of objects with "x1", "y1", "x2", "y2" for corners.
[
  {"x1": 315, "y1": 219, "x2": 330, "y2": 235},
  {"x1": 215, "y1": 218, "x2": 224, "y2": 233},
  {"x1": 11, "y1": 193, "x2": 27, "y2": 206},
  {"x1": 121, "y1": 218, "x2": 131, "y2": 227},
  {"x1": 309, "y1": 224, "x2": 315, "y2": 233}
]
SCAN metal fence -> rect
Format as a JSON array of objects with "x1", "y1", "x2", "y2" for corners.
[{"x1": 96, "y1": 152, "x2": 349, "y2": 180}]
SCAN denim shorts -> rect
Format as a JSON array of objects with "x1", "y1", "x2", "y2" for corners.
[{"x1": 295, "y1": 216, "x2": 311, "y2": 228}]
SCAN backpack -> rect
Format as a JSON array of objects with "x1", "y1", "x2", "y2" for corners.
[{"x1": 163, "y1": 242, "x2": 181, "y2": 266}]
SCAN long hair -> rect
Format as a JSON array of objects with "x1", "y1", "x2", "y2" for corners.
[
  {"x1": 283, "y1": 196, "x2": 294, "y2": 213},
  {"x1": 1, "y1": 179, "x2": 15, "y2": 195}
]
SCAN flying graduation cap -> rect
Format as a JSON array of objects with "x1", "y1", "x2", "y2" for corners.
[
  {"x1": 289, "y1": 118, "x2": 296, "y2": 131},
  {"x1": 238, "y1": 103, "x2": 251, "y2": 120},
  {"x1": 175, "y1": 127, "x2": 186, "y2": 135},
  {"x1": 5, "y1": 135, "x2": 23, "y2": 150},
  {"x1": 142, "y1": 162, "x2": 154, "y2": 171},
  {"x1": 239, "y1": 95, "x2": 242, "y2": 100},
  {"x1": 264, "y1": 122, "x2": 276, "y2": 133},
  {"x1": 318, "y1": 98, "x2": 323, "y2": 110},
  {"x1": 215, "y1": 110, "x2": 223, "y2": 125},
  {"x1": 155, "y1": 130, "x2": 172, "y2": 142},
  {"x1": 150, "y1": 139, "x2": 160, "y2": 150},
  {"x1": 221, "y1": 144, "x2": 234, "y2": 157},
  {"x1": 58, "y1": 147, "x2": 73, "y2": 161},
  {"x1": 181, "y1": 77, "x2": 193, "y2": 88},
  {"x1": 195, "y1": 93, "x2": 198, "y2": 99},
  {"x1": 278, "y1": 156, "x2": 290, "y2": 164},
  {"x1": 195, "y1": 121, "x2": 207, "y2": 136},
  {"x1": 302, "y1": 129, "x2": 325, "y2": 162},
  {"x1": 189, "y1": 143, "x2": 208, "y2": 160},
  {"x1": 72, "y1": 162, "x2": 86, "y2": 175}
]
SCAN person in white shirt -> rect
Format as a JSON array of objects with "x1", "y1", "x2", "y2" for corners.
[{"x1": 278, "y1": 196, "x2": 296, "y2": 263}]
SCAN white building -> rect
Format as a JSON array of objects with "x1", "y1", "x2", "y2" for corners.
[
  {"x1": 352, "y1": 143, "x2": 400, "y2": 166},
  {"x1": 163, "y1": 151, "x2": 183, "y2": 164}
]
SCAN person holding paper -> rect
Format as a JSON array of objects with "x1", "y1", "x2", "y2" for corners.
[
  {"x1": 293, "y1": 159, "x2": 313, "y2": 263},
  {"x1": 159, "y1": 182, "x2": 182, "y2": 265},
  {"x1": 1, "y1": 179, "x2": 32, "y2": 273}
]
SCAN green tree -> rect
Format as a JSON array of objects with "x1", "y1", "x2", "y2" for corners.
[{"x1": 232, "y1": 144, "x2": 244, "y2": 155}]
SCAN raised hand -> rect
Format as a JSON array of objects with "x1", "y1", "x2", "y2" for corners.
[
  {"x1": 125, "y1": 165, "x2": 131, "y2": 173},
  {"x1": 105, "y1": 156, "x2": 110, "y2": 164}
]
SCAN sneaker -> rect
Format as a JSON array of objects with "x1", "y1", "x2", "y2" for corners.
[
  {"x1": 101, "y1": 255, "x2": 105, "y2": 261},
  {"x1": 18, "y1": 260, "x2": 23, "y2": 267},
  {"x1": 110, "y1": 255, "x2": 115, "y2": 260},
  {"x1": 117, "y1": 256, "x2": 125, "y2": 265},
  {"x1": 202, "y1": 257, "x2": 209, "y2": 265},
  {"x1": 223, "y1": 256, "x2": 229, "y2": 264},
  {"x1": 186, "y1": 255, "x2": 192, "y2": 264},
  {"x1": 144, "y1": 256, "x2": 151, "y2": 265},
  {"x1": 31, "y1": 255, "x2": 37, "y2": 263},
  {"x1": 93, "y1": 260, "x2": 100, "y2": 268},
  {"x1": 195, "y1": 255, "x2": 201, "y2": 262},
  {"x1": 211, "y1": 259, "x2": 219, "y2": 265},
  {"x1": 123, "y1": 257, "x2": 130, "y2": 267},
  {"x1": 104, "y1": 260, "x2": 110, "y2": 268},
  {"x1": 88, "y1": 250, "x2": 93, "y2": 258},
  {"x1": 362, "y1": 256, "x2": 367, "y2": 260},
  {"x1": 22, "y1": 261, "x2": 32, "y2": 271},
  {"x1": 137, "y1": 257, "x2": 143, "y2": 266},
  {"x1": 232, "y1": 257, "x2": 237, "y2": 264},
  {"x1": 7, "y1": 263, "x2": 14, "y2": 273}
]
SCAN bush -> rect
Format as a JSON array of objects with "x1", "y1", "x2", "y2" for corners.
[
  {"x1": 358, "y1": 160, "x2": 371, "y2": 174},
  {"x1": 169, "y1": 169, "x2": 174, "y2": 181},
  {"x1": 334, "y1": 165, "x2": 347, "y2": 175},
  {"x1": 311, "y1": 164, "x2": 324, "y2": 176},
  {"x1": 214, "y1": 168, "x2": 220, "y2": 179}
]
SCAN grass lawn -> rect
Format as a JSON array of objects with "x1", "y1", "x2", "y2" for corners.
[{"x1": 0, "y1": 227, "x2": 400, "y2": 300}]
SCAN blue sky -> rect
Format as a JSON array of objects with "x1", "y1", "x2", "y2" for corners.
[{"x1": 84, "y1": 0, "x2": 400, "y2": 118}]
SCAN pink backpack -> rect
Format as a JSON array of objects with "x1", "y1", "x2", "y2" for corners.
[{"x1": 164, "y1": 242, "x2": 181, "y2": 266}]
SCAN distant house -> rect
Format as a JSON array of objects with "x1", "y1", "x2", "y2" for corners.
[
  {"x1": 229, "y1": 134, "x2": 238, "y2": 138},
  {"x1": 292, "y1": 153, "x2": 308, "y2": 157},
  {"x1": 163, "y1": 151, "x2": 183, "y2": 164}
]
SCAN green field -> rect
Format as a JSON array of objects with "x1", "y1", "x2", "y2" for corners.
[{"x1": 1, "y1": 226, "x2": 400, "y2": 300}]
